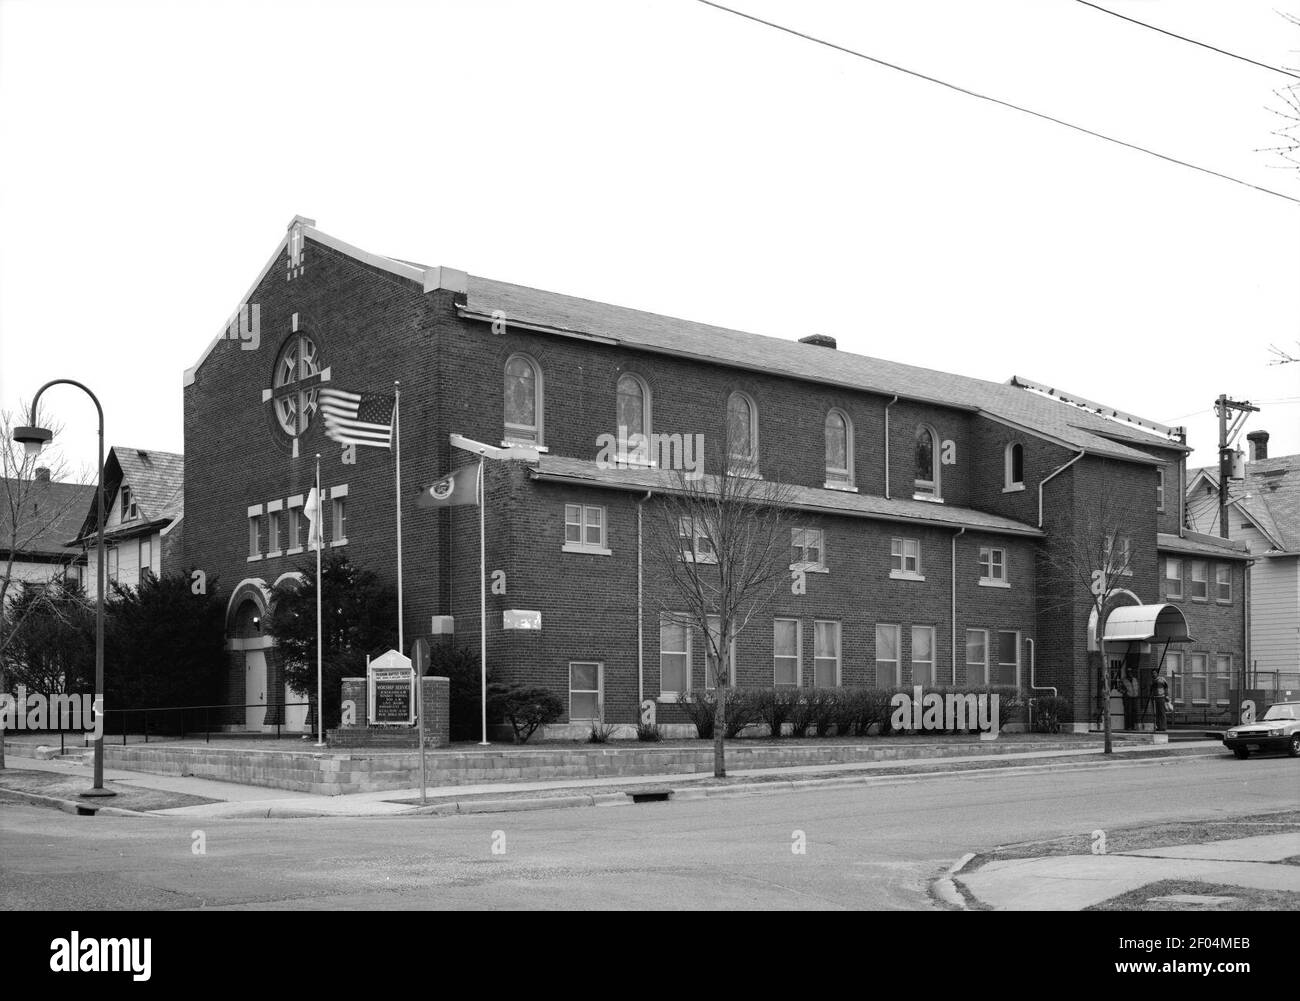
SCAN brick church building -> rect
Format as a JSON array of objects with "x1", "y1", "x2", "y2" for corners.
[{"x1": 181, "y1": 216, "x2": 1242, "y2": 736}]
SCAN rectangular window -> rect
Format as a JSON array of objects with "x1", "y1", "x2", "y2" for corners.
[
  {"x1": 1165, "y1": 557, "x2": 1182, "y2": 600},
  {"x1": 287, "y1": 500, "x2": 303, "y2": 553},
  {"x1": 1215, "y1": 564, "x2": 1231, "y2": 603},
  {"x1": 978, "y1": 547, "x2": 1007, "y2": 584},
  {"x1": 773, "y1": 618, "x2": 801, "y2": 687},
  {"x1": 704, "y1": 616, "x2": 735, "y2": 689},
  {"x1": 875, "y1": 624, "x2": 900, "y2": 687},
  {"x1": 890, "y1": 537, "x2": 922, "y2": 578},
  {"x1": 1166, "y1": 651, "x2": 1183, "y2": 703},
  {"x1": 1156, "y1": 468, "x2": 1166, "y2": 512},
  {"x1": 965, "y1": 628, "x2": 988, "y2": 686},
  {"x1": 268, "y1": 509, "x2": 282, "y2": 554},
  {"x1": 1102, "y1": 534, "x2": 1132, "y2": 573},
  {"x1": 679, "y1": 518, "x2": 716, "y2": 564},
  {"x1": 331, "y1": 496, "x2": 347, "y2": 545},
  {"x1": 1189, "y1": 653, "x2": 1209, "y2": 703},
  {"x1": 138, "y1": 536, "x2": 152, "y2": 585},
  {"x1": 107, "y1": 546, "x2": 119, "y2": 584},
  {"x1": 121, "y1": 486, "x2": 137, "y2": 522},
  {"x1": 910, "y1": 625, "x2": 936, "y2": 686},
  {"x1": 1189, "y1": 561, "x2": 1208, "y2": 600},
  {"x1": 791, "y1": 527, "x2": 826, "y2": 571},
  {"x1": 813, "y1": 620, "x2": 841, "y2": 687},
  {"x1": 247, "y1": 507, "x2": 262, "y2": 560},
  {"x1": 1214, "y1": 654, "x2": 1232, "y2": 705},
  {"x1": 994, "y1": 631, "x2": 1020, "y2": 687},
  {"x1": 659, "y1": 615, "x2": 690, "y2": 697},
  {"x1": 569, "y1": 662, "x2": 602, "y2": 721},
  {"x1": 563, "y1": 503, "x2": 609, "y2": 554}
]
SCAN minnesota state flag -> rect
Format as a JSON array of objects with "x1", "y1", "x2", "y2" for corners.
[{"x1": 416, "y1": 467, "x2": 481, "y2": 508}]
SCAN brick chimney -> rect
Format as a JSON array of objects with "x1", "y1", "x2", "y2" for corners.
[
  {"x1": 35, "y1": 467, "x2": 50, "y2": 483},
  {"x1": 799, "y1": 334, "x2": 837, "y2": 349},
  {"x1": 1247, "y1": 430, "x2": 1269, "y2": 461}
]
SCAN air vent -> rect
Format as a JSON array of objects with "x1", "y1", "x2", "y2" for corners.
[{"x1": 798, "y1": 334, "x2": 837, "y2": 349}]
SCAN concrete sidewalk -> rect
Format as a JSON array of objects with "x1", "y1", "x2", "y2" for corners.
[
  {"x1": 1, "y1": 739, "x2": 1223, "y2": 819},
  {"x1": 952, "y1": 832, "x2": 1300, "y2": 910}
]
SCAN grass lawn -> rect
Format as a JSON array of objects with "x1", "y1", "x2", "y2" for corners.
[
  {"x1": 0, "y1": 768, "x2": 218, "y2": 812},
  {"x1": 1087, "y1": 879, "x2": 1300, "y2": 911}
]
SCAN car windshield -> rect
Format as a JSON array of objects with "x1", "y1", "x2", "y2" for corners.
[{"x1": 1262, "y1": 704, "x2": 1300, "y2": 721}]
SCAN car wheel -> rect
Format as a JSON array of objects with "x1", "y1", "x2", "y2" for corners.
[
  {"x1": 1289, "y1": 735, "x2": 1300, "y2": 758},
  {"x1": 1233, "y1": 747, "x2": 1250, "y2": 760}
]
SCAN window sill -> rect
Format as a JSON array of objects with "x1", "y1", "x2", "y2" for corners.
[
  {"x1": 823, "y1": 481, "x2": 857, "y2": 492},
  {"x1": 889, "y1": 570, "x2": 926, "y2": 582},
  {"x1": 266, "y1": 550, "x2": 283, "y2": 559},
  {"x1": 978, "y1": 579, "x2": 1011, "y2": 589},
  {"x1": 286, "y1": 547, "x2": 304, "y2": 556},
  {"x1": 246, "y1": 554, "x2": 263, "y2": 562},
  {"x1": 682, "y1": 554, "x2": 718, "y2": 565},
  {"x1": 562, "y1": 543, "x2": 612, "y2": 556},
  {"x1": 1216, "y1": 599, "x2": 1232, "y2": 605},
  {"x1": 912, "y1": 493, "x2": 944, "y2": 504},
  {"x1": 658, "y1": 692, "x2": 683, "y2": 704},
  {"x1": 1002, "y1": 483, "x2": 1025, "y2": 493},
  {"x1": 330, "y1": 538, "x2": 348, "y2": 548},
  {"x1": 790, "y1": 562, "x2": 828, "y2": 574},
  {"x1": 726, "y1": 468, "x2": 763, "y2": 480}
]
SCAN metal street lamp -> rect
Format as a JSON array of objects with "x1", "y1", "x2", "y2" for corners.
[{"x1": 14, "y1": 380, "x2": 114, "y2": 798}]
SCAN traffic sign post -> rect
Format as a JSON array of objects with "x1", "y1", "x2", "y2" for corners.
[{"x1": 412, "y1": 638, "x2": 431, "y2": 806}]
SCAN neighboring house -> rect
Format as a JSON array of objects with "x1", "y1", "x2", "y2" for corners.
[
  {"x1": 180, "y1": 216, "x2": 1227, "y2": 736},
  {"x1": 0, "y1": 468, "x2": 93, "y2": 590},
  {"x1": 1187, "y1": 431, "x2": 1300, "y2": 700},
  {"x1": 71, "y1": 447, "x2": 184, "y2": 597}
]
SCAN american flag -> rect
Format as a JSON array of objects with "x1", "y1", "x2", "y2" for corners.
[{"x1": 318, "y1": 387, "x2": 396, "y2": 448}]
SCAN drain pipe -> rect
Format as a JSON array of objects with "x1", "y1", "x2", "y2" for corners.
[
  {"x1": 951, "y1": 527, "x2": 965, "y2": 683},
  {"x1": 883, "y1": 395, "x2": 900, "y2": 499},
  {"x1": 636, "y1": 490, "x2": 653, "y2": 708},
  {"x1": 1026, "y1": 638, "x2": 1056, "y2": 733},
  {"x1": 1038, "y1": 450, "x2": 1085, "y2": 528}
]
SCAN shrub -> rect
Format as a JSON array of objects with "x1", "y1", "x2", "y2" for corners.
[
  {"x1": 1031, "y1": 695, "x2": 1070, "y2": 734},
  {"x1": 636, "y1": 720, "x2": 662, "y2": 742},
  {"x1": 789, "y1": 689, "x2": 834, "y2": 737},
  {"x1": 587, "y1": 708, "x2": 619, "y2": 743},
  {"x1": 677, "y1": 689, "x2": 717, "y2": 739},
  {"x1": 834, "y1": 688, "x2": 894, "y2": 736},
  {"x1": 487, "y1": 684, "x2": 563, "y2": 744},
  {"x1": 428, "y1": 645, "x2": 493, "y2": 742},
  {"x1": 724, "y1": 688, "x2": 759, "y2": 738},
  {"x1": 754, "y1": 688, "x2": 798, "y2": 738}
]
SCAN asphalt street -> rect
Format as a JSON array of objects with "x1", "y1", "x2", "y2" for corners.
[{"x1": 1, "y1": 754, "x2": 1295, "y2": 910}]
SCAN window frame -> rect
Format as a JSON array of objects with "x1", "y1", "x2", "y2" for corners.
[
  {"x1": 272, "y1": 333, "x2": 322, "y2": 437},
  {"x1": 824, "y1": 408, "x2": 855, "y2": 490},
  {"x1": 889, "y1": 537, "x2": 924, "y2": 580},
  {"x1": 330, "y1": 485, "x2": 348, "y2": 547},
  {"x1": 1215, "y1": 564, "x2": 1231, "y2": 604},
  {"x1": 1189, "y1": 652, "x2": 1209, "y2": 704},
  {"x1": 138, "y1": 535, "x2": 152, "y2": 586},
  {"x1": 1003, "y1": 443, "x2": 1025, "y2": 492},
  {"x1": 503, "y1": 353, "x2": 544, "y2": 447},
  {"x1": 914, "y1": 424, "x2": 941, "y2": 501},
  {"x1": 1156, "y1": 467, "x2": 1166, "y2": 512},
  {"x1": 121, "y1": 485, "x2": 137, "y2": 522},
  {"x1": 1214, "y1": 654, "x2": 1232, "y2": 706},
  {"x1": 704, "y1": 615, "x2": 736, "y2": 690},
  {"x1": 678, "y1": 517, "x2": 717, "y2": 565},
  {"x1": 773, "y1": 618, "x2": 802, "y2": 688},
  {"x1": 875, "y1": 623, "x2": 901, "y2": 687},
  {"x1": 562, "y1": 503, "x2": 611, "y2": 556},
  {"x1": 790, "y1": 526, "x2": 827, "y2": 573},
  {"x1": 978, "y1": 546, "x2": 1008, "y2": 587},
  {"x1": 910, "y1": 624, "x2": 936, "y2": 687},
  {"x1": 725, "y1": 391, "x2": 759, "y2": 476},
  {"x1": 659, "y1": 614, "x2": 691, "y2": 701},
  {"x1": 569, "y1": 661, "x2": 603, "y2": 722},
  {"x1": 247, "y1": 504, "x2": 263, "y2": 561},
  {"x1": 993, "y1": 630, "x2": 1021, "y2": 688},
  {"x1": 813, "y1": 619, "x2": 841, "y2": 687},
  {"x1": 1165, "y1": 557, "x2": 1182, "y2": 600},
  {"x1": 286, "y1": 496, "x2": 304, "y2": 555},
  {"x1": 1188, "y1": 560, "x2": 1208, "y2": 601},
  {"x1": 615, "y1": 372, "x2": 652, "y2": 463},
  {"x1": 965, "y1": 628, "x2": 989, "y2": 686},
  {"x1": 1166, "y1": 650, "x2": 1183, "y2": 703}
]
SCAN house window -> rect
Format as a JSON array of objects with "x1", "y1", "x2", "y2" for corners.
[
  {"x1": 504, "y1": 354, "x2": 543, "y2": 446},
  {"x1": 287, "y1": 499, "x2": 304, "y2": 553},
  {"x1": 678, "y1": 517, "x2": 716, "y2": 564},
  {"x1": 563, "y1": 504, "x2": 609, "y2": 555},
  {"x1": 331, "y1": 487, "x2": 348, "y2": 546},
  {"x1": 247, "y1": 505, "x2": 263, "y2": 560},
  {"x1": 1166, "y1": 651, "x2": 1183, "y2": 703},
  {"x1": 890, "y1": 537, "x2": 923, "y2": 579},
  {"x1": 1215, "y1": 564, "x2": 1231, "y2": 603},
  {"x1": 1004, "y1": 443, "x2": 1024, "y2": 491},
  {"x1": 994, "y1": 631, "x2": 1020, "y2": 687},
  {"x1": 1189, "y1": 653, "x2": 1209, "y2": 703},
  {"x1": 914, "y1": 425, "x2": 939, "y2": 499},
  {"x1": 704, "y1": 616, "x2": 735, "y2": 689},
  {"x1": 791, "y1": 527, "x2": 826, "y2": 571},
  {"x1": 1156, "y1": 468, "x2": 1166, "y2": 512},
  {"x1": 978, "y1": 547, "x2": 1007, "y2": 585},
  {"x1": 726, "y1": 392, "x2": 758, "y2": 474},
  {"x1": 272, "y1": 334, "x2": 321, "y2": 436},
  {"x1": 659, "y1": 615, "x2": 690, "y2": 697},
  {"x1": 774, "y1": 618, "x2": 801, "y2": 687},
  {"x1": 875, "y1": 624, "x2": 900, "y2": 687},
  {"x1": 966, "y1": 629, "x2": 988, "y2": 686},
  {"x1": 1214, "y1": 654, "x2": 1232, "y2": 705},
  {"x1": 825, "y1": 409, "x2": 853, "y2": 488},
  {"x1": 911, "y1": 625, "x2": 936, "y2": 686},
  {"x1": 616, "y1": 373, "x2": 650, "y2": 456},
  {"x1": 138, "y1": 536, "x2": 152, "y2": 585},
  {"x1": 1189, "y1": 561, "x2": 1208, "y2": 600},
  {"x1": 107, "y1": 546, "x2": 119, "y2": 584},
  {"x1": 1165, "y1": 557, "x2": 1182, "y2": 600},
  {"x1": 121, "y1": 486, "x2": 137, "y2": 521},
  {"x1": 569, "y1": 662, "x2": 602, "y2": 721},
  {"x1": 268, "y1": 507, "x2": 283, "y2": 555},
  {"x1": 813, "y1": 620, "x2": 841, "y2": 687},
  {"x1": 1102, "y1": 534, "x2": 1132, "y2": 573}
]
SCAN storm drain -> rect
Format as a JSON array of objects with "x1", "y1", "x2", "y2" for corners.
[{"x1": 626, "y1": 789, "x2": 673, "y2": 804}]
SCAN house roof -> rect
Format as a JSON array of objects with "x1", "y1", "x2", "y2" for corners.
[
  {"x1": 530, "y1": 455, "x2": 1044, "y2": 537},
  {"x1": 1189, "y1": 454, "x2": 1300, "y2": 553},
  {"x1": 0, "y1": 476, "x2": 95, "y2": 562},
  {"x1": 1156, "y1": 531, "x2": 1251, "y2": 562},
  {"x1": 73, "y1": 447, "x2": 184, "y2": 543}
]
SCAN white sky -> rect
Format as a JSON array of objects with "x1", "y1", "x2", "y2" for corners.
[{"x1": 1, "y1": 0, "x2": 1297, "y2": 484}]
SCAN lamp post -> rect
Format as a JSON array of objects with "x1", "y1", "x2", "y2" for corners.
[{"x1": 14, "y1": 380, "x2": 114, "y2": 798}]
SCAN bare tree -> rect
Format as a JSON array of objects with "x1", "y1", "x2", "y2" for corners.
[
  {"x1": 1266, "y1": 341, "x2": 1299, "y2": 366},
  {"x1": 0, "y1": 407, "x2": 88, "y2": 768},
  {"x1": 645, "y1": 418, "x2": 796, "y2": 778},
  {"x1": 1260, "y1": 11, "x2": 1300, "y2": 178},
  {"x1": 1036, "y1": 470, "x2": 1142, "y2": 755}
]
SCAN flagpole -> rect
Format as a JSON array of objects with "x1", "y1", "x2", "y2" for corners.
[
  {"x1": 315, "y1": 454, "x2": 325, "y2": 748},
  {"x1": 394, "y1": 381, "x2": 404, "y2": 653},
  {"x1": 479, "y1": 458, "x2": 488, "y2": 746}
]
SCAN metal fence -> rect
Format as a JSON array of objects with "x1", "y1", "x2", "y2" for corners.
[{"x1": 46, "y1": 701, "x2": 315, "y2": 751}]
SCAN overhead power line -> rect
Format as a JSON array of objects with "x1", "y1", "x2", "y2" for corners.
[
  {"x1": 1075, "y1": 1, "x2": 1300, "y2": 81},
  {"x1": 693, "y1": 0, "x2": 1300, "y2": 207}
]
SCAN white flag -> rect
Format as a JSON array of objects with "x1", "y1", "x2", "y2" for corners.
[{"x1": 305, "y1": 487, "x2": 323, "y2": 550}]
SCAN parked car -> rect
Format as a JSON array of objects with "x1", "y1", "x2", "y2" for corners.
[{"x1": 1222, "y1": 701, "x2": 1300, "y2": 759}]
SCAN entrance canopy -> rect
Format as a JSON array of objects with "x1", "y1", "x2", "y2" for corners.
[{"x1": 1103, "y1": 604, "x2": 1192, "y2": 644}]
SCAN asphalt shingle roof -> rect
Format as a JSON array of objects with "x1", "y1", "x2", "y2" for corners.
[
  {"x1": 0, "y1": 476, "x2": 95, "y2": 561},
  {"x1": 1156, "y1": 531, "x2": 1251, "y2": 561},
  {"x1": 1191, "y1": 455, "x2": 1300, "y2": 552},
  {"x1": 72, "y1": 447, "x2": 184, "y2": 543}
]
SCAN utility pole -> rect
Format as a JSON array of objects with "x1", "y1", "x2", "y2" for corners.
[{"x1": 1215, "y1": 394, "x2": 1260, "y2": 539}]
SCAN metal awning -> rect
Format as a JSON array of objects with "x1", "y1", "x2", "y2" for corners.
[{"x1": 1103, "y1": 603, "x2": 1192, "y2": 643}]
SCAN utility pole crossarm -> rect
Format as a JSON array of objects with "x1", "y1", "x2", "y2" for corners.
[{"x1": 1216, "y1": 395, "x2": 1261, "y2": 540}]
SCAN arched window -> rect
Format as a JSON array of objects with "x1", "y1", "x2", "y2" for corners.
[
  {"x1": 1005, "y1": 442, "x2": 1024, "y2": 490},
  {"x1": 272, "y1": 334, "x2": 321, "y2": 436},
  {"x1": 825, "y1": 409, "x2": 854, "y2": 488},
  {"x1": 915, "y1": 425, "x2": 939, "y2": 498},
  {"x1": 726, "y1": 392, "x2": 758, "y2": 474},
  {"x1": 504, "y1": 354, "x2": 543, "y2": 445},
  {"x1": 616, "y1": 373, "x2": 651, "y2": 458}
]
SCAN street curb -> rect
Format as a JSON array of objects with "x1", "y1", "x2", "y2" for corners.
[{"x1": 0, "y1": 787, "x2": 154, "y2": 818}]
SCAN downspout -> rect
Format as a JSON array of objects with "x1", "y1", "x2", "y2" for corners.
[
  {"x1": 636, "y1": 490, "x2": 653, "y2": 710},
  {"x1": 1026, "y1": 637, "x2": 1055, "y2": 734},
  {"x1": 883, "y1": 395, "x2": 899, "y2": 499},
  {"x1": 1243, "y1": 558, "x2": 1251, "y2": 697},
  {"x1": 951, "y1": 527, "x2": 965, "y2": 684},
  {"x1": 1038, "y1": 449, "x2": 1086, "y2": 528}
]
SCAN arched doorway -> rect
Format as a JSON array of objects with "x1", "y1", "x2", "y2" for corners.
[{"x1": 226, "y1": 579, "x2": 274, "y2": 733}]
